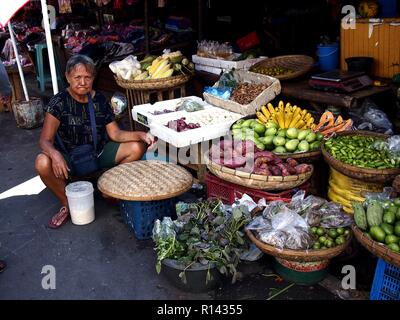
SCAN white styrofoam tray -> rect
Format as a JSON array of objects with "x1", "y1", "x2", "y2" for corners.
[
  {"x1": 149, "y1": 109, "x2": 242, "y2": 148},
  {"x1": 132, "y1": 96, "x2": 211, "y2": 127},
  {"x1": 150, "y1": 120, "x2": 234, "y2": 148},
  {"x1": 192, "y1": 54, "x2": 265, "y2": 71}
]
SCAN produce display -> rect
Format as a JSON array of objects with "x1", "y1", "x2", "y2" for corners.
[
  {"x1": 314, "y1": 111, "x2": 353, "y2": 136},
  {"x1": 109, "y1": 50, "x2": 194, "y2": 81},
  {"x1": 246, "y1": 191, "x2": 353, "y2": 250},
  {"x1": 231, "y1": 118, "x2": 323, "y2": 154},
  {"x1": 153, "y1": 199, "x2": 250, "y2": 283},
  {"x1": 251, "y1": 65, "x2": 294, "y2": 77},
  {"x1": 255, "y1": 100, "x2": 315, "y2": 130},
  {"x1": 353, "y1": 198, "x2": 400, "y2": 253},
  {"x1": 209, "y1": 140, "x2": 313, "y2": 176},
  {"x1": 165, "y1": 118, "x2": 201, "y2": 132},
  {"x1": 324, "y1": 135, "x2": 399, "y2": 169}
]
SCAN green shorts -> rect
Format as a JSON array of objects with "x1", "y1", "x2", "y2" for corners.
[{"x1": 62, "y1": 141, "x2": 120, "y2": 176}]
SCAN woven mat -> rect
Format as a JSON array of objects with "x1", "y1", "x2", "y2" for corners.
[{"x1": 97, "y1": 160, "x2": 193, "y2": 201}]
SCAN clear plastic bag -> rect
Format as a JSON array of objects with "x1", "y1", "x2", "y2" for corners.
[
  {"x1": 350, "y1": 99, "x2": 393, "y2": 134},
  {"x1": 318, "y1": 202, "x2": 353, "y2": 228},
  {"x1": 176, "y1": 98, "x2": 205, "y2": 112},
  {"x1": 152, "y1": 217, "x2": 176, "y2": 242}
]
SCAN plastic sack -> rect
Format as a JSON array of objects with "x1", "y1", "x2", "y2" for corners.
[
  {"x1": 109, "y1": 55, "x2": 141, "y2": 80},
  {"x1": 364, "y1": 187, "x2": 394, "y2": 202},
  {"x1": 217, "y1": 71, "x2": 237, "y2": 89}
]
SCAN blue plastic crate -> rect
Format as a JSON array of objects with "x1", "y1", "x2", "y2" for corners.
[
  {"x1": 370, "y1": 259, "x2": 400, "y2": 300},
  {"x1": 120, "y1": 198, "x2": 176, "y2": 240}
]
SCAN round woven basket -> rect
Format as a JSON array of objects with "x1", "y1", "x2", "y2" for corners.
[
  {"x1": 250, "y1": 55, "x2": 314, "y2": 80},
  {"x1": 321, "y1": 130, "x2": 400, "y2": 184},
  {"x1": 275, "y1": 150, "x2": 322, "y2": 163},
  {"x1": 352, "y1": 224, "x2": 400, "y2": 269},
  {"x1": 204, "y1": 154, "x2": 313, "y2": 191},
  {"x1": 114, "y1": 74, "x2": 191, "y2": 90},
  {"x1": 246, "y1": 229, "x2": 351, "y2": 262}
]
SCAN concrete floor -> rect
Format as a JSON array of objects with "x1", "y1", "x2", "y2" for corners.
[{"x1": 0, "y1": 74, "x2": 372, "y2": 300}]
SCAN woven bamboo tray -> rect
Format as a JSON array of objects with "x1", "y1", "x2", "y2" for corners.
[
  {"x1": 275, "y1": 150, "x2": 322, "y2": 163},
  {"x1": 250, "y1": 55, "x2": 314, "y2": 80},
  {"x1": 246, "y1": 228, "x2": 351, "y2": 262},
  {"x1": 321, "y1": 130, "x2": 400, "y2": 184},
  {"x1": 352, "y1": 224, "x2": 400, "y2": 269},
  {"x1": 114, "y1": 74, "x2": 191, "y2": 90},
  {"x1": 205, "y1": 153, "x2": 313, "y2": 191},
  {"x1": 97, "y1": 160, "x2": 193, "y2": 201}
]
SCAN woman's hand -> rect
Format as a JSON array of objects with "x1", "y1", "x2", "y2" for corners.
[
  {"x1": 140, "y1": 132, "x2": 157, "y2": 150},
  {"x1": 50, "y1": 150, "x2": 70, "y2": 180}
]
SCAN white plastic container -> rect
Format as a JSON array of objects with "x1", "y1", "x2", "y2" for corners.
[{"x1": 65, "y1": 181, "x2": 95, "y2": 225}]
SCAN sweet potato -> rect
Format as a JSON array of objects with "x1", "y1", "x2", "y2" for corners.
[
  {"x1": 254, "y1": 151, "x2": 274, "y2": 160},
  {"x1": 224, "y1": 156, "x2": 247, "y2": 168},
  {"x1": 295, "y1": 164, "x2": 311, "y2": 174},
  {"x1": 269, "y1": 165, "x2": 282, "y2": 176},
  {"x1": 210, "y1": 144, "x2": 223, "y2": 159},
  {"x1": 254, "y1": 167, "x2": 271, "y2": 176},
  {"x1": 234, "y1": 140, "x2": 256, "y2": 156},
  {"x1": 277, "y1": 163, "x2": 290, "y2": 176},
  {"x1": 271, "y1": 157, "x2": 283, "y2": 165},
  {"x1": 286, "y1": 158, "x2": 299, "y2": 167},
  {"x1": 220, "y1": 139, "x2": 234, "y2": 152}
]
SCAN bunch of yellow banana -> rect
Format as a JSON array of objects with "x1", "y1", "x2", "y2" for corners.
[
  {"x1": 327, "y1": 168, "x2": 384, "y2": 214},
  {"x1": 256, "y1": 100, "x2": 316, "y2": 130},
  {"x1": 146, "y1": 57, "x2": 174, "y2": 79}
]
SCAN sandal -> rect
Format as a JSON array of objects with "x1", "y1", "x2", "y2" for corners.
[{"x1": 48, "y1": 206, "x2": 70, "y2": 229}]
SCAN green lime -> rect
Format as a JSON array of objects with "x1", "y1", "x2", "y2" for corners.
[
  {"x1": 370, "y1": 226, "x2": 386, "y2": 243},
  {"x1": 312, "y1": 242, "x2": 321, "y2": 250},
  {"x1": 328, "y1": 229, "x2": 339, "y2": 239},
  {"x1": 316, "y1": 227, "x2": 326, "y2": 236},
  {"x1": 395, "y1": 225, "x2": 400, "y2": 237},
  {"x1": 385, "y1": 234, "x2": 399, "y2": 245},
  {"x1": 387, "y1": 243, "x2": 400, "y2": 253},
  {"x1": 380, "y1": 223, "x2": 394, "y2": 235},
  {"x1": 336, "y1": 227, "x2": 345, "y2": 235},
  {"x1": 335, "y1": 236, "x2": 345, "y2": 245},
  {"x1": 311, "y1": 227, "x2": 318, "y2": 234},
  {"x1": 394, "y1": 198, "x2": 400, "y2": 207},
  {"x1": 325, "y1": 239, "x2": 334, "y2": 248},
  {"x1": 319, "y1": 236, "x2": 327, "y2": 244}
]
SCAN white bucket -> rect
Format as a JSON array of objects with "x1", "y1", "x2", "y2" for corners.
[{"x1": 65, "y1": 181, "x2": 95, "y2": 225}]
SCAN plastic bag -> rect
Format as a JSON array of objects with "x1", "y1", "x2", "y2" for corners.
[
  {"x1": 204, "y1": 86, "x2": 232, "y2": 100},
  {"x1": 351, "y1": 99, "x2": 393, "y2": 135},
  {"x1": 152, "y1": 217, "x2": 176, "y2": 242},
  {"x1": 318, "y1": 202, "x2": 353, "y2": 228},
  {"x1": 364, "y1": 187, "x2": 394, "y2": 202},
  {"x1": 176, "y1": 98, "x2": 204, "y2": 112},
  {"x1": 110, "y1": 92, "x2": 127, "y2": 115},
  {"x1": 257, "y1": 207, "x2": 314, "y2": 250}
]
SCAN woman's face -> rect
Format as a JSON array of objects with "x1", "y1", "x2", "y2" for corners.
[{"x1": 66, "y1": 64, "x2": 94, "y2": 96}]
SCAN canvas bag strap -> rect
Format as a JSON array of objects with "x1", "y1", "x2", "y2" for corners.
[{"x1": 87, "y1": 93, "x2": 97, "y2": 150}]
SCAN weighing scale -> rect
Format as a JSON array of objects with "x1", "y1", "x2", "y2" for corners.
[{"x1": 309, "y1": 70, "x2": 372, "y2": 93}]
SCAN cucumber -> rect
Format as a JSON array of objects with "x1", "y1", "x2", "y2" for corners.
[
  {"x1": 353, "y1": 202, "x2": 368, "y2": 230},
  {"x1": 366, "y1": 202, "x2": 383, "y2": 227}
]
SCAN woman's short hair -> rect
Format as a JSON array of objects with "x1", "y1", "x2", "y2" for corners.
[{"x1": 65, "y1": 54, "x2": 95, "y2": 76}]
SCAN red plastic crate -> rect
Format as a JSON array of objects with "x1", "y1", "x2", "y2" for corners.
[{"x1": 205, "y1": 173, "x2": 309, "y2": 205}]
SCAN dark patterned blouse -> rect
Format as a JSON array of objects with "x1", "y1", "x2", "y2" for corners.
[{"x1": 45, "y1": 89, "x2": 115, "y2": 153}]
